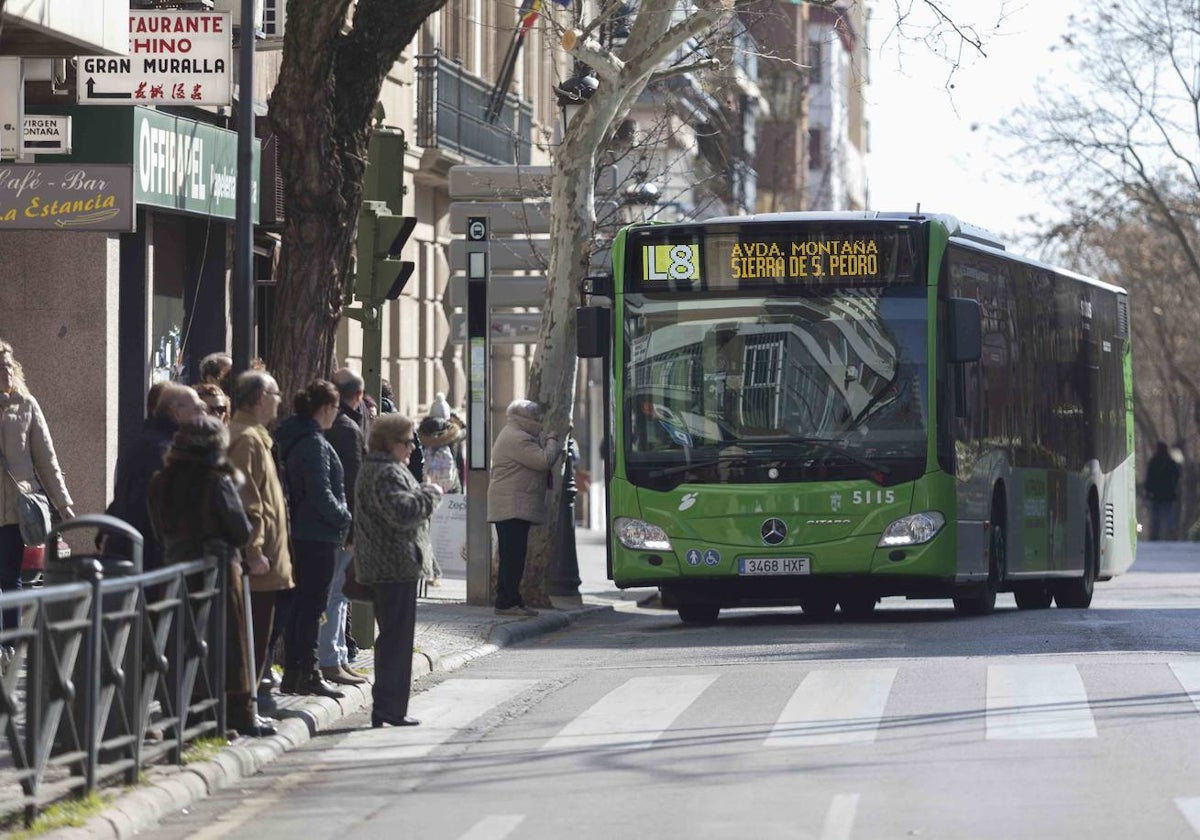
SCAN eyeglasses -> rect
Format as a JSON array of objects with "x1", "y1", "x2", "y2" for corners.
[
  {"x1": 207, "y1": 405, "x2": 228, "y2": 417},
  {"x1": 263, "y1": 389, "x2": 281, "y2": 397}
]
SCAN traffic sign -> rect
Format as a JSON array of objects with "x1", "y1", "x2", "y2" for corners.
[
  {"x1": 77, "y1": 11, "x2": 233, "y2": 106},
  {"x1": 467, "y1": 216, "x2": 488, "y2": 241}
]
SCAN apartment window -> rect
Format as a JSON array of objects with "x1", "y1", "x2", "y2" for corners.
[
  {"x1": 808, "y1": 128, "x2": 823, "y2": 170},
  {"x1": 808, "y1": 39, "x2": 823, "y2": 84}
]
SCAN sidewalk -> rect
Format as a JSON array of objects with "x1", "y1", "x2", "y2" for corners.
[{"x1": 41, "y1": 528, "x2": 646, "y2": 840}]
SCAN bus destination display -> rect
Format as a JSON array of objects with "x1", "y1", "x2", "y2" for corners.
[{"x1": 634, "y1": 226, "x2": 918, "y2": 291}]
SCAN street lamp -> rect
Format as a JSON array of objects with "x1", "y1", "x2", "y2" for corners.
[{"x1": 555, "y1": 66, "x2": 599, "y2": 134}]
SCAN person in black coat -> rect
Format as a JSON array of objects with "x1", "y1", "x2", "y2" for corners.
[
  {"x1": 318, "y1": 368, "x2": 369, "y2": 686},
  {"x1": 104, "y1": 383, "x2": 206, "y2": 569}
]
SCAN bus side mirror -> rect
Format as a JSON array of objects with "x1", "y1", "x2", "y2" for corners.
[
  {"x1": 577, "y1": 306, "x2": 610, "y2": 358},
  {"x1": 947, "y1": 298, "x2": 982, "y2": 363}
]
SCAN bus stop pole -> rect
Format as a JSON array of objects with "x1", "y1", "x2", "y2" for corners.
[{"x1": 465, "y1": 225, "x2": 491, "y2": 606}]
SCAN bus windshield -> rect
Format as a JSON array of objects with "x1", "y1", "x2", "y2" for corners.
[{"x1": 623, "y1": 286, "x2": 929, "y2": 488}]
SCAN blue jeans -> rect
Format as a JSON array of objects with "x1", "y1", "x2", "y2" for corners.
[{"x1": 318, "y1": 547, "x2": 352, "y2": 668}]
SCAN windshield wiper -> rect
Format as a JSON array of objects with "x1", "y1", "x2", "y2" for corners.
[{"x1": 806, "y1": 439, "x2": 892, "y2": 476}]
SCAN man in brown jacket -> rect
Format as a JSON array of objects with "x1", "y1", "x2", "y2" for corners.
[{"x1": 227, "y1": 370, "x2": 293, "y2": 707}]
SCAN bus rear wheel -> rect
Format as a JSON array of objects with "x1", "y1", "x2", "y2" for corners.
[
  {"x1": 1012, "y1": 581, "x2": 1053, "y2": 610},
  {"x1": 1054, "y1": 505, "x2": 1097, "y2": 609},
  {"x1": 677, "y1": 604, "x2": 720, "y2": 625}
]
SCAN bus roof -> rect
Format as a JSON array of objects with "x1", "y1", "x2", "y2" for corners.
[{"x1": 666, "y1": 210, "x2": 1128, "y2": 296}]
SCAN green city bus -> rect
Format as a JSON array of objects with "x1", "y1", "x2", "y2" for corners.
[{"x1": 577, "y1": 212, "x2": 1136, "y2": 624}]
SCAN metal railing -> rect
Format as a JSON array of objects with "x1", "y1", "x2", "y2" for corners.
[
  {"x1": 415, "y1": 50, "x2": 534, "y2": 166},
  {"x1": 0, "y1": 515, "x2": 227, "y2": 828}
]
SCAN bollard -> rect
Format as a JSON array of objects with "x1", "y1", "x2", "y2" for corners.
[{"x1": 548, "y1": 437, "x2": 581, "y2": 598}]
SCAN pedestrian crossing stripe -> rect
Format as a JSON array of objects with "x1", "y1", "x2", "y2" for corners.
[
  {"x1": 986, "y1": 663, "x2": 1097, "y2": 739},
  {"x1": 540, "y1": 674, "x2": 717, "y2": 751},
  {"x1": 766, "y1": 668, "x2": 898, "y2": 747}
]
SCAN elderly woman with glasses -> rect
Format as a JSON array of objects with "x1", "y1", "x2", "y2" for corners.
[{"x1": 353, "y1": 413, "x2": 442, "y2": 727}]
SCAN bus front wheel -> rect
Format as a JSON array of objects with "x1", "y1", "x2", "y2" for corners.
[
  {"x1": 677, "y1": 604, "x2": 720, "y2": 625},
  {"x1": 1054, "y1": 505, "x2": 1097, "y2": 609},
  {"x1": 956, "y1": 499, "x2": 1004, "y2": 616}
]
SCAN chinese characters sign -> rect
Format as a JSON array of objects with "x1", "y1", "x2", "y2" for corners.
[{"x1": 77, "y1": 12, "x2": 232, "y2": 106}]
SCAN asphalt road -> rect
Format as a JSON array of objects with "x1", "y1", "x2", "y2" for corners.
[{"x1": 140, "y1": 544, "x2": 1200, "y2": 840}]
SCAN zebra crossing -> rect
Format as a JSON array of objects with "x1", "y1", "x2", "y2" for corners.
[
  {"x1": 396, "y1": 658, "x2": 1200, "y2": 753},
  {"x1": 381, "y1": 657, "x2": 1200, "y2": 838}
]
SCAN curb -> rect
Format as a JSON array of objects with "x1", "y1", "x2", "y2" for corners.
[{"x1": 41, "y1": 602, "x2": 614, "y2": 839}]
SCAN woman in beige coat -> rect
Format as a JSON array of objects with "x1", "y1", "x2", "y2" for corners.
[
  {"x1": 486, "y1": 399, "x2": 561, "y2": 616},
  {"x1": 0, "y1": 339, "x2": 74, "y2": 634}
]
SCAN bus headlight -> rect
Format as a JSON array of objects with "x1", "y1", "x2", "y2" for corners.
[
  {"x1": 614, "y1": 517, "x2": 673, "y2": 551},
  {"x1": 878, "y1": 511, "x2": 946, "y2": 547}
]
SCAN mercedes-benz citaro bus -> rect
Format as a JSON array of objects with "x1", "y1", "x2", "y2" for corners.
[{"x1": 576, "y1": 211, "x2": 1136, "y2": 624}]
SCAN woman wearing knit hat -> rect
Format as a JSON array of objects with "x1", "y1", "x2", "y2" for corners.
[{"x1": 147, "y1": 415, "x2": 272, "y2": 737}]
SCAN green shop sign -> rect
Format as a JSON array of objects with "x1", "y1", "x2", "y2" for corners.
[{"x1": 56, "y1": 106, "x2": 259, "y2": 222}]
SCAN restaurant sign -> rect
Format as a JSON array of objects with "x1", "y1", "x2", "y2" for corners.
[{"x1": 0, "y1": 164, "x2": 135, "y2": 231}]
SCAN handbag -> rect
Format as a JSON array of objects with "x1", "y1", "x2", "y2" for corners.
[
  {"x1": 1, "y1": 450, "x2": 53, "y2": 547},
  {"x1": 342, "y1": 559, "x2": 374, "y2": 601}
]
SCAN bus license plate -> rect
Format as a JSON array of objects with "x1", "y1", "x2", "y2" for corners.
[{"x1": 738, "y1": 557, "x2": 811, "y2": 576}]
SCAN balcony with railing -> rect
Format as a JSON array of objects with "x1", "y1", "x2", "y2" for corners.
[{"x1": 416, "y1": 51, "x2": 534, "y2": 167}]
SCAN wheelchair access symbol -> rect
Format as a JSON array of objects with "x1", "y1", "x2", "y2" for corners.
[{"x1": 703, "y1": 548, "x2": 720, "y2": 567}]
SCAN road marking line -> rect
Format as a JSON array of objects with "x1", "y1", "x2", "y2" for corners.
[
  {"x1": 1169, "y1": 662, "x2": 1200, "y2": 713},
  {"x1": 986, "y1": 664, "x2": 1096, "y2": 739},
  {"x1": 324, "y1": 678, "x2": 538, "y2": 762},
  {"x1": 766, "y1": 668, "x2": 897, "y2": 746},
  {"x1": 458, "y1": 815, "x2": 526, "y2": 840},
  {"x1": 540, "y1": 674, "x2": 717, "y2": 751},
  {"x1": 820, "y1": 793, "x2": 860, "y2": 840}
]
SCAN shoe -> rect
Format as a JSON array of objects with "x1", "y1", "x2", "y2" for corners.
[
  {"x1": 321, "y1": 665, "x2": 366, "y2": 686},
  {"x1": 371, "y1": 711, "x2": 420, "y2": 728},
  {"x1": 494, "y1": 605, "x2": 539, "y2": 617},
  {"x1": 340, "y1": 663, "x2": 368, "y2": 679},
  {"x1": 231, "y1": 714, "x2": 279, "y2": 738},
  {"x1": 298, "y1": 671, "x2": 345, "y2": 699},
  {"x1": 428, "y1": 577, "x2": 442, "y2": 587}
]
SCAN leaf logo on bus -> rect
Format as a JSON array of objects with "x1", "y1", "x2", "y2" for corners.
[
  {"x1": 679, "y1": 492, "x2": 698, "y2": 511},
  {"x1": 643, "y1": 244, "x2": 700, "y2": 282}
]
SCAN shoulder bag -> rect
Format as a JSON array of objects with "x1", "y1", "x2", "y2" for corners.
[{"x1": 0, "y1": 449, "x2": 53, "y2": 546}]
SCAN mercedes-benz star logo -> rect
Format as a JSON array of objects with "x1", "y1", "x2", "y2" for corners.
[{"x1": 761, "y1": 518, "x2": 787, "y2": 546}]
